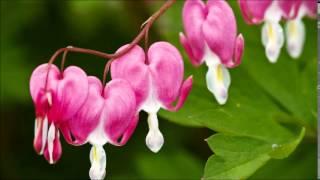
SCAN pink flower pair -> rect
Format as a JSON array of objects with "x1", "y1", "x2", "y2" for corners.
[
  {"x1": 111, "y1": 41, "x2": 193, "y2": 153},
  {"x1": 239, "y1": 0, "x2": 316, "y2": 61},
  {"x1": 180, "y1": 0, "x2": 244, "y2": 105},
  {"x1": 30, "y1": 64, "x2": 137, "y2": 179}
]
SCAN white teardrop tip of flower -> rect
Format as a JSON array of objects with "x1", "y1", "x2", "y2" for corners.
[
  {"x1": 262, "y1": 21, "x2": 284, "y2": 63},
  {"x1": 285, "y1": 19, "x2": 305, "y2": 59},
  {"x1": 89, "y1": 145, "x2": 106, "y2": 180},
  {"x1": 47, "y1": 123, "x2": 56, "y2": 164},
  {"x1": 146, "y1": 113, "x2": 164, "y2": 153},
  {"x1": 206, "y1": 64, "x2": 230, "y2": 105},
  {"x1": 146, "y1": 128, "x2": 164, "y2": 153},
  {"x1": 40, "y1": 116, "x2": 49, "y2": 155}
]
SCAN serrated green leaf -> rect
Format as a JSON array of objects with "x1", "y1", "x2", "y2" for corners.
[
  {"x1": 204, "y1": 155, "x2": 270, "y2": 180},
  {"x1": 269, "y1": 128, "x2": 305, "y2": 159},
  {"x1": 204, "y1": 128, "x2": 305, "y2": 179},
  {"x1": 250, "y1": 141, "x2": 317, "y2": 179}
]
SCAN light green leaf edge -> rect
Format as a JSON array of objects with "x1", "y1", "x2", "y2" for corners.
[{"x1": 203, "y1": 128, "x2": 305, "y2": 180}]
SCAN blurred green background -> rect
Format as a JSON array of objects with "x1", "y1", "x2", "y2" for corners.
[{"x1": 0, "y1": 0, "x2": 317, "y2": 179}]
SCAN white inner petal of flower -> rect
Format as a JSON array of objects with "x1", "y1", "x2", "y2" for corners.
[
  {"x1": 139, "y1": 71, "x2": 164, "y2": 153},
  {"x1": 89, "y1": 145, "x2": 106, "y2": 180},
  {"x1": 261, "y1": 1, "x2": 284, "y2": 63},
  {"x1": 46, "y1": 92, "x2": 52, "y2": 106},
  {"x1": 203, "y1": 46, "x2": 231, "y2": 105},
  {"x1": 47, "y1": 122, "x2": 56, "y2": 164},
  {"x1": 145, "y1": 112, "x2": 164, "y2": 153},
  {"x1": 285, "y1": 19, "x2": 305, "y2": 59},
  {"x1": 88, "y1": 108, "x2": 109, "y2": 146},
  {"x1": 140, "y1": 73, "x2": 161, "y2": 113},
  {"x1": 40, "y1": 116, "x2": 48, "y2": 155},
  {"x1": 261, "y1": 21, "x2": 284, "y2": 63},
  {"x1": 264, "y1": 1, "x2": 282, "y2": 22},
  {"x1": 34, "y1": 118, "x2": 38, "y2": 138}
]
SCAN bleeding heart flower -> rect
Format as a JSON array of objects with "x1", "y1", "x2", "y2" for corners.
[
  {"x1": 60, "y1": 76, "x2": 137, "y2": 180},
  {"x1": 30, "y1": 63, "x2": 89, "y2": 164},
  {"x1": 239, "y1": 0, "x2": 316, "y2": 60},
  {"x1": 180, "y1": 0, "x2": 244, "y2": 105},
  {"x1": 284, "y1": 0, "x2": 316, "y2": 59},
  {"x1": 111, "y1": 42, "x2": 193, "y2": 153},
  {"x1": 239, "y1": 0, "x2": 287, "y2": 63}
]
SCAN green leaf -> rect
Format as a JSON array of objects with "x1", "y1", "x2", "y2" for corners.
[
  {"x1": 250, "y1": 141, "x2": 317, "y2": 179},
  {"x1": 204, "y1": 128, "x2": 305, "y2": 179}
]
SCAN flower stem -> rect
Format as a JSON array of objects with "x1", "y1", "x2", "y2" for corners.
[{"x1": 44, "y1": 0, "x2": 176, "y2": 91}]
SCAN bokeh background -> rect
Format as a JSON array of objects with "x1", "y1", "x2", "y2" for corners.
[{"x1": 1, "y1": 0, "x2": 317, "y2": 179}]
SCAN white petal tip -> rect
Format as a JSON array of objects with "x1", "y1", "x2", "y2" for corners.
[
  {"x1": 89, "y1": 168, "x2": 106, "y2": 180},
  {"x1": 47, "y1": 123, "x2": 56, "y2": 164},
  {"x1": 146, "y1": 129, "x2": 164, "y2": 153},
  {"x1": 89, "y1": 145, "x2": 106, "y2": 180},
  {"x1": 285, "y1": 20, "x2": 305, "y2": 60},
  {"x1": 262, "y1": 21, "x2": 284, "y2": 64},
  {"x1": 266, "y1": 48, "x2": 279, "y2": 63},
  {"x1": 287, "y1": 43, "x2": 302, "y2": 59},
  {"x1": 216, "y1": 92, "x2": 228, "y2": 105},
  {"x1": 288, "y1": 50, "x2": 300, "y2": 59},
  {"x1": 205, "y1": 64, "x2": 230, "y2": 105}
]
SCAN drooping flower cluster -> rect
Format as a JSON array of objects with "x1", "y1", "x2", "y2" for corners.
[
  {"x1": 238, "y1": 0, "x2": 316, "y2": 62},
  {"x1": 180, "y1": 0, "x2": 244, "y2": 105},
  {"x1": 30, "y1": 41, "x2": 192, "y2": 179}
]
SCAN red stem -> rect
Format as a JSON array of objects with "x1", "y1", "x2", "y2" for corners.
[
  {"x1": 102, "y1": 0, "x2": 176, "y2": 83},
  {"x1": 44, "y1": 0, "x2": 176, "y2": 91}
]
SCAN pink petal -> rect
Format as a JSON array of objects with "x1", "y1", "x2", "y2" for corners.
[
  {"x1": 148, "y1": 42, "x2": 184, "y2": 105},
  {"x1": 102, "y1": 79, "x2": 136, "y2": 146},
  {"x1": 226, "y1": 34, "x2": 245, "y2": 68},
  {"x1": 30, "y1": 63, "x2": 60, "y2": 116},
  {"x1": 303, "y1": 0, "x2": 317, "y2": 18},
  {"x1": 61, "y1": 76, "x2": 105, "y2": 145},
  {"x1": 238, "y1": 0, "x2": 272, "y2": 24},
  {"x1": 111, "y1": 45, "x2": 149, "y2": 108},
  {"x1": 164, "y1": 76, "x2": 193, "y2": 111},
  {"x1": 181, "y1": 0, "x2": 206, "y2": 64},
  {"x1": 113, "y1": 114, "x2": 139, "y2": 146},
  {"x1": 203, "y1": 0, "x2": 236, "y2": 65},
  {"x1": 179, "y1": 32, "x2": 203, "y2": 66},
  {"x1": 44, "y1": 130, "x2": 62, "y2": 164},
  {"x1": 278, "y1": 0, "x2": 302, "y2": 20},
  {"x1": 49, "y1": 66, "x2": 89, "y2": 124}
]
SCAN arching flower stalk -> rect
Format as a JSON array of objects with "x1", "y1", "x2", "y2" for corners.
[
  {"x1": 180, "y1": 0, "x2": 244, "y2": 105},
  {"x1": 111, "y1": 42, "x2": 193, "y2": 153},
  {"x1": 285, "y1": 0, "x2": 317, "y2": 59}
]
